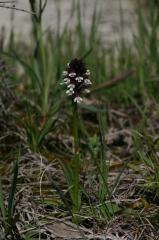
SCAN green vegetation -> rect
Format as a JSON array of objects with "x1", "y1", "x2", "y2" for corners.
[{"x1": 0, "y1": 0, "x2": 159, "y2": 239}]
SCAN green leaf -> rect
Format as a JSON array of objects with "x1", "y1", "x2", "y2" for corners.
[{"x1": 100, "y1": 202, "x2": 121, "y2": 216}]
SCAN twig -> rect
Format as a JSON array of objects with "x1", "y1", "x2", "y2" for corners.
[
  {"x1": 0, "y1": 1, "x2": 16, "y2": 3},
  {"x1": 90, "y1": 69, "x2": 136, "y2": 95},
  {"x1": 0, "y1": 2, "x2": 35, "y2": 15}
]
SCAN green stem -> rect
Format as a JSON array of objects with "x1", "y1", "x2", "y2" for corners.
[{"x1": 72, "y1": 102, "x2": 80, "y2": 212}]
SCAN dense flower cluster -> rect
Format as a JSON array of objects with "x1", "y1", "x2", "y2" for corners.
[{"x1": 61, "y1": 58, "x2": 92, "y2": 104}]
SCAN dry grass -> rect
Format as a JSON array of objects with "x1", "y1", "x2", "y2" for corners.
[{"x1": 0, "y1": 80, "x2": 159, "y2": 239}]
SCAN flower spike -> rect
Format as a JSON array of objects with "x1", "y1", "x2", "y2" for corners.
[{"x1": 61, "y1": 58, "x2": 92, "y2": 104}]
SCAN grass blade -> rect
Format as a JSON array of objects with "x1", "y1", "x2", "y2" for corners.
[
  {"x1": 0, "y1": 177, "x2": 6, "y2": 220},
  {"x1": 8, "y1": 159, "x2": 18, "y2": 221}
]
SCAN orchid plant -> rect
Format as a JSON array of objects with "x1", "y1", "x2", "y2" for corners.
[{"x1": 61, "y1": 58, "x2": 92, "y2": 213}]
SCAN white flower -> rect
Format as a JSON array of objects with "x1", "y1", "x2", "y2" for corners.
[
  {"x1": 84, "y1": 79, "x2": 92, "y2": 85},
  {"x1": 74, "y1": 96, "x2": 83, "y2": 103},
  {"x1": 86, "y1": 69, "x2": 90, "y2": 76},
  {"x1": 63, "y1": 78, "x2": 70, "y2": 84},
  {"x1": 66, "y1": 89, "x2": 74, "y2": 96},
  {"x1": 69, "y1": 72, "x2": 76, "y2": 77},
  {"x1": 84, "y1": 89, "x2": 90, "y2": 93},
  {"x1": 68, "y1": 84, "x2": 75, "y2": 89},
  {"x1": 63, "y1": 71, "x2": 68, "y2": 76},
  {"x1": 75, "y1": 76, "x2": 83, "y2": 82}
]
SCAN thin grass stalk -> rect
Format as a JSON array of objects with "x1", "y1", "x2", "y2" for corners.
[
  {"x1": 4, "y1": 159, "x2": 19, "y2": 239},
  {"x1": 97, "y1": 113, "x2": 114, "y2": 218},
  {"x1": 0, "y1": 178, "x2": 6, "y2": 221},
  {"x1": 8, "y1": 160, "x2": 18, "y2": 223},
  {"x1": 29, "y1": 0, "x2": 42, "y2": 42}
]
